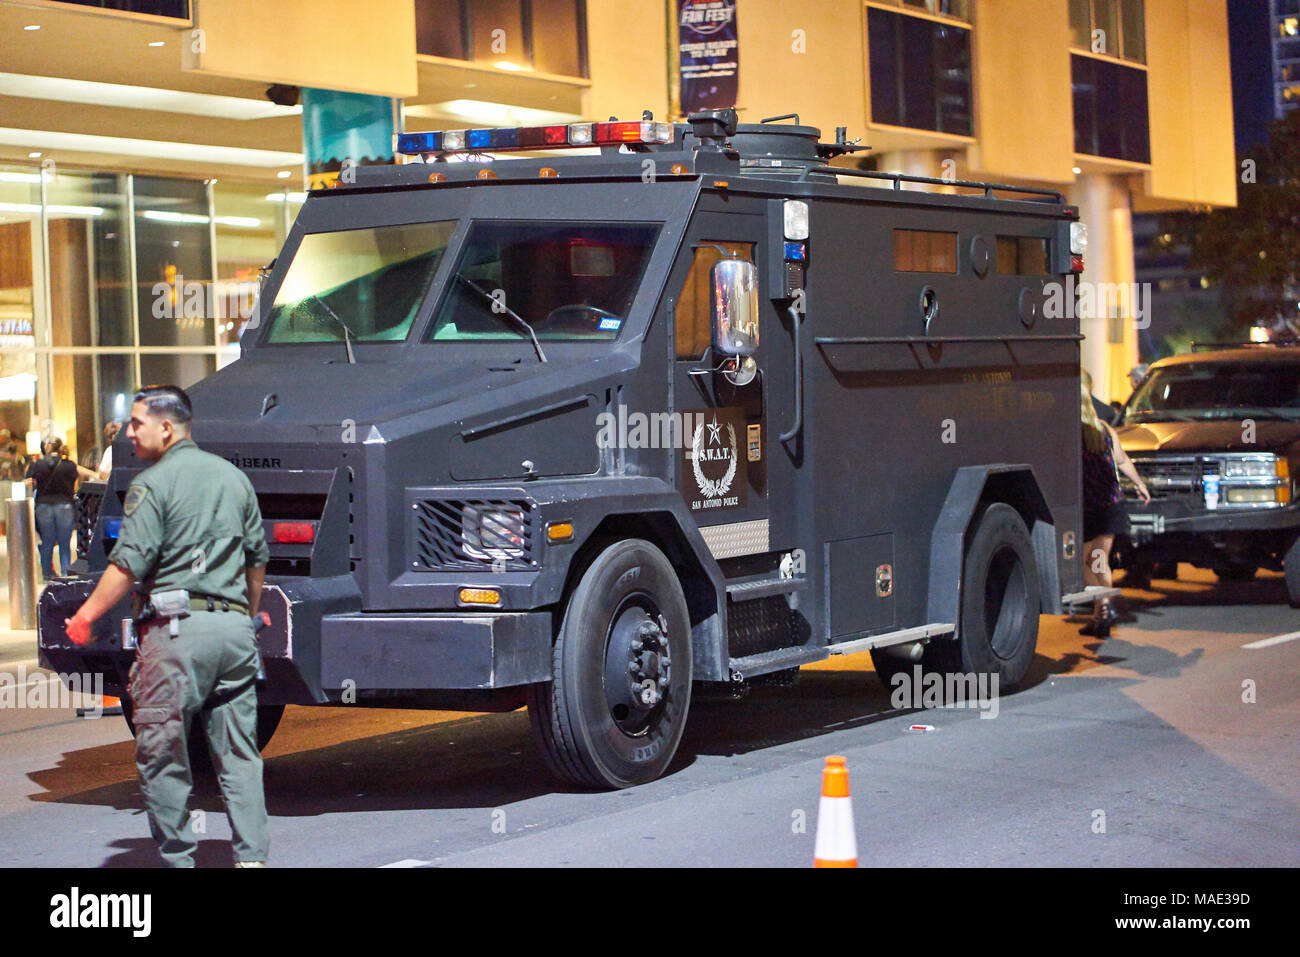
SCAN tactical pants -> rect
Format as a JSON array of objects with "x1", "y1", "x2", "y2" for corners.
[{"x1": 128, "y1": 610, "x2": 269, "y2": 867}]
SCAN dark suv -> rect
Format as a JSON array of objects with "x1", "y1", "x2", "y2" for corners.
[{"x1": 1115, "y1": 345, "x2": 1300, "y2": 605}]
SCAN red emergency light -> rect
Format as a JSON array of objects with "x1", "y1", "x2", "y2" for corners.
[
  {"x1": 395, "y1": 120, "x2": 673, "y2": 157},
  {"x1": 273, "y1": 522, "x2": 315, "y2": 544}
]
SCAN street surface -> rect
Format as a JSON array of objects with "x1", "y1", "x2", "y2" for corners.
[{"x1": 1, "y1": 566, "x2": 1296, "y2": 867}]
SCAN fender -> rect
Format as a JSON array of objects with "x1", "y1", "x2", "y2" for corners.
[{"x1": 927, "y1": 464, "x2": 1062, "y2": 642}]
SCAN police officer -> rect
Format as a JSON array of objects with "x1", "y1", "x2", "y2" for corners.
[{"x1": 65, "y1": 385, "x2": 270, "y2": 868}]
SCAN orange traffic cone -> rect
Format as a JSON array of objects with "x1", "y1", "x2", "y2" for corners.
[
  {"x1": 77, "y1": 695, "x2": 122, "y2": 718},
  {"x1": 813, "y1": 755, "x2": 858, "y2": 867}
]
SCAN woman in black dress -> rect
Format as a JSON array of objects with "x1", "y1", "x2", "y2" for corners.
[
  {"x1": 1081, "y1": 372, "x2": 1149, "y2": 636},
  {"x1": 24, "y1": 438, "x2": 98, "y2": 580}
]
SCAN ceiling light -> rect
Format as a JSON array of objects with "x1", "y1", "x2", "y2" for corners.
[
  {"x1": 494, "y1": 61, "x2": 524, "y2": 72},
  {"x1": 141, "y1": 210, "x2": 261, "y2": 228},
  {"x1": 23, "y1": 25, "x2": 40, "y2": 31},
  {"x1": 264, "y1": 191, "x2": 307, "y2": 203},
  {"x1": 148, "y1": 41, "x2": 165, "y2": 47},
  {"x1": 27, "y1": 151, "x2": 42, "y2": 159},
  {"x1": 0, "y1": 73, "x2": 302, "y2": 120},
  {"x1": 0, "y1": 127, "x2": 302, "y2": 168},
  {"x1": 277, "y1": 170, "x2": 291, "y2": 178},
  {"x1": 1072, "y1": 166, "x2": 1082, "y2": 174}
]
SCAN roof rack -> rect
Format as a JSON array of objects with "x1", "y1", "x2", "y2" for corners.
[
  {"x1": 801, "y1": 165, "x2": 1065, "y2": 204},
  {"x1": 1190, "y1": 339, "x2": 1300, "y2": 350}
]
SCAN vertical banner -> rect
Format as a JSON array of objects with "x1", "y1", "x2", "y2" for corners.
[
  {"x1": 677, "y1": 0, "x2": 739, "y2": 113},
  {"x1": 301, "y1": 89, "x2": 398, "y2": 190}
]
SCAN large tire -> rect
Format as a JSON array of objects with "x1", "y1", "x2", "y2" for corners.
[
  {"x1": 1285, "y1": 536, "x2": 1300, "y2": 608},
  {"x1": 1215, "y1": 562, "x2": 1257, "y2": 582},
  {"x1": 526, "y1": 539, "x2": 693, "y2": 789},
  {"x1": 953, "y1": 503, "x2": 1040, "y2": 690},
  {"x1": 121, "y1": 698, "x2": 284, "y2": 771}
]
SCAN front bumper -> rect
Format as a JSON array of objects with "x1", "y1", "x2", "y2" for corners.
[
  {"x1": 38, "y1": 574, "x2": 554, "y2": 706},
  {"x1": 1122, "y1": 498, "x2": 1300, "y2": 543}
]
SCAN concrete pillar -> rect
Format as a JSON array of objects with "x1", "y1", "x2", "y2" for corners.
[{"x1": 1068, "y1": 173, "x2": 1138, "y2": 403}]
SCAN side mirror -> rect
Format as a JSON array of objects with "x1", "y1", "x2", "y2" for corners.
[{"x1": 710, "y1": 258, "x2": 759, "y2": 357}]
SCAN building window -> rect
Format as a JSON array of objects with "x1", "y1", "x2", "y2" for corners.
[
  {"x1": 875, "y1": 0, "x2": 970, "y2": 20},
  {"x1": 894, "y1": 229, "x2": 957, "y2": 273},
  {"x1": 1070, "y1": 0, "x2": 1145, "y2": 63},
  {"x1": 45, "y1": 0, "x2": 190, "y2": 18},
  {"x1": 414, "y1": 0, "x2": 588, "y2": 78},
  {"x1": 1072, "y1": 54, "x2": 1150, "y2": 163},
  {"x1": 867, "y1": 7, "x2": 973, "y2": 136}
]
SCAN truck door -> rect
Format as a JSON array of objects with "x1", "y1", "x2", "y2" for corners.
[{"x1": 669, "y1": 212, "x2": 797, "y2": 560}]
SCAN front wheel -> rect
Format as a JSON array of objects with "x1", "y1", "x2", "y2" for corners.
[{"x1": 526, "y1": 539, "x2": 693, "y2": 789}]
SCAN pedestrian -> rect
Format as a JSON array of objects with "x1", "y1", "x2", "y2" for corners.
[
  {"x1": 25, "y1": 437, "x2": 98, "y2": 580},
  {"x1": 97, "y1": 421, "x2": 121, "y2": 479},
  {"x1": 63, "y1": 385, "x2": 271, "y2": 868},
  {"x1": 1080, "y1": 370, "x2": 1149, "y2": 637}
]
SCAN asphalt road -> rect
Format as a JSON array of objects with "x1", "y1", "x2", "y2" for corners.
[{"x1": 2, "y1": 566, "x2": 1296, "y2": 868}]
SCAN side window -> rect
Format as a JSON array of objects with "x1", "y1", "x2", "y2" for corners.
[
  {"x1": 893, "y1": 229, "x2": 956, "y2": 273},
  {"x1": 996, "y1": 236, "x2": 1050, "y2": 276},
  {"x1": 675, "y1": 242, "x2": 754, "y2": 360}
]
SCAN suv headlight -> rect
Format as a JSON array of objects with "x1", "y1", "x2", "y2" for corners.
[
  {"x1": 1222, "y1": 457, "x2": 1276, "y2": 479},
  {"x1": 461, "y1": 505, "x2": 527, "y2": 560}
]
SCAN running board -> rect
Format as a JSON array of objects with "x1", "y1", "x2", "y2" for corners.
[
  {"x1": 828, "y1": 623, "x2": 955, "y2": 656},
  {"x1": 1060, "y1": 586, "x2": 1121, "y2": 609},
  {"x1": 727, "y1": 646, "x2": 827, "y2": 678},
  {"x1": 725, "y1": 575, "x2": 808, "y2": 601}
]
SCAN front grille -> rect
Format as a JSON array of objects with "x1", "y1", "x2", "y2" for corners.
[
  {"x1": 412, "y1": 498, "x2": 536, "y2": 570},
  {"x1": 1128, "y1": 456, "x2": 1216, "y2": 501}
]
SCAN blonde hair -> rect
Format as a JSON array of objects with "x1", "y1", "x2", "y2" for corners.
[{"x1": 1080, "y1": 370, "x2": 1107, "y2": 454}]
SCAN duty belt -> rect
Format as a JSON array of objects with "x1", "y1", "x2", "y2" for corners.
[{"x1": 135, "y1": 591, "x2": 248, "y2": 618}]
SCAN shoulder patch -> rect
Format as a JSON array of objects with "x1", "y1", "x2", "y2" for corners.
[{"x1": 123, "y1": 484, "x2": 148, "y2": 517}]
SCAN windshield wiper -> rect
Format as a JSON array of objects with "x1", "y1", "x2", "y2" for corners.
[
  {"x1": 454, "y1": 274, "x2": 548, "y2": 363},
  {"x1": 308, "y1": 295, "x2": 358, "y2": 364}
]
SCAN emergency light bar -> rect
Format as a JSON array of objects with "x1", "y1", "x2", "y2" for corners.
[{"x1": 395, "y1": 120, "x2": 674, "y2": 156}]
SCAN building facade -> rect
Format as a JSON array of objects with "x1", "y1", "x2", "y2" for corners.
[{"x1": 0, "y1": 0, "x2": 1237, "y2": 463}]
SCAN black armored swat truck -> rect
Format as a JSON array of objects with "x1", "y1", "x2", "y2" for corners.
[{"x1": 42, "y1": 110, "x2": 1097, "y2": 789}]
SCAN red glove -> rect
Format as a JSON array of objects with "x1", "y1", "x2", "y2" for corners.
[{"x1": 65, "y1": 616, "x2": 92, "y2": 646}]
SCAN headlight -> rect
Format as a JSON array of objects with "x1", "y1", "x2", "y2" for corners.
[
  {"x1": 1222, "y1": 457, "x2": 1276, "y2": 479},
  {"x1": 461, "y1": 505, "x2": 526, "y2": 560}
]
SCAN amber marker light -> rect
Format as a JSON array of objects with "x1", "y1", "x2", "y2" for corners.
[
  {"x1": 712, "y1": 180, "x2": 729, "y2": 188},
  {"x1": 458, "y1": 588, "x2": 501, "y2": 605},
  {"x1": 539, "y1": 167, "x2": 559, "y2": 178},
  {"x1": 477, "y1": 169, "x2": 497, "y2": 179},
  {"x1": 428, "y1": 172, "x2": 446, "y2": 183},
  {"x1": 546, "y1": 521, "x2": 574, "y2": 543},
  {"x1": 670, "y1": 164, "x2": 689, "y2": 175}
]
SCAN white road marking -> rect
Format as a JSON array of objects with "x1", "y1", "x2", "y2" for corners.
[
  {"x1": 1242, "y1": 631, "x2": 1300, "y2": 650},
  {"x1": 380, "y1": 858, "x2": 433, "y2": 868}
]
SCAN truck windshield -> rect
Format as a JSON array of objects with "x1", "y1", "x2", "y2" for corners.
[
  {"x1": 427, "y1": 221, "x2": 660, "y2": 342},
  {"x1": 264, "y1": 220, "x2": 457, "y2": 344},
  {"x1": 1126, "y1": 361, "x2": 1300, "y2": 421}
]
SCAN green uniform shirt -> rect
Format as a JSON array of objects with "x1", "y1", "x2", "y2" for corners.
[{"x1": 110, "y1": 438, "x2": 269, "y2": 605}]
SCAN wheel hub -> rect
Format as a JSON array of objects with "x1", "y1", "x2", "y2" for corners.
[{"x1": 604, "y1": 606, "x2": 672, "y2": 733}]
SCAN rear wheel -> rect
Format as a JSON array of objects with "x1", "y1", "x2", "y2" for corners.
[
  {"x1": 954, "y1": 503, "x2": 1040, "y2": 689},
  {"x1": 1285, "y1": 537, "x2": 1300, "y2": 607},
  {"x1": 526, "y1": 539, "x2": 693, "y2": 789},
  {"x1": 1215, "y1": 561, "x2": 1257, "y2": 582}
]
